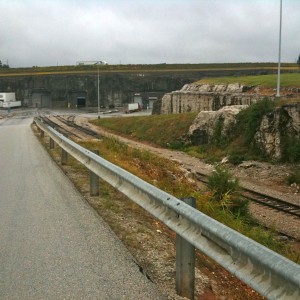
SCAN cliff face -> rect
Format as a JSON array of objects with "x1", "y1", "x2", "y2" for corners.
[
  {"x1": 188, "y1": 105, "x2": 247, "y2": 145},
  {"x1": 187, "y1": 103, "x2": 300, "y2": 161},
  {"x1": 254, "y1": 103, "x2": 300, "y2": 160},
  {"x1": 158, "y1": 83, "x2": 268, "y2": 115}
]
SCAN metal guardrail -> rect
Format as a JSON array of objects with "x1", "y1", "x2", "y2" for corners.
[{"x1": 34, "y1": 118, "x2": 300, "y2": 300}]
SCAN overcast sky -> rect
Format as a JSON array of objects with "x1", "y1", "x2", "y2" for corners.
[{"x1": 1, "y1": 0, "x2": 299, "y2": 68}]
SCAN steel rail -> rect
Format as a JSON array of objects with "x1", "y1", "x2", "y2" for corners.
[
  {"x1": 40, "y1": 115, "x2": 82, "y2": 140},
  {"x1": 195, "y1": 171, "x2": 300, "y2": 218},
  {"x1": 242, "y1": 189, "x2": 300, "y2": 218},
  {"x1": 54, "y1": 115, "x2": 101, "y2": 138},
  {"x1": 34, "y1": 118, "x2": 300, "y2": 300}
]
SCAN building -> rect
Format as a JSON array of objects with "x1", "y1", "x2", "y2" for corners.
[{"x1": 76, "y1": 61, "x2": 108, "y2": 66}]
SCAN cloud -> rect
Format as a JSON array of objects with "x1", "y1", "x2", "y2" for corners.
[{"x1": 0, "y1": 0, "x2": 299, "y2": 67}]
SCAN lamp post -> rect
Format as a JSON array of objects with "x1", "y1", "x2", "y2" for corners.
[
  {"x1": 97, "y1": 64, "x2": 100, "y2": 119},
  {"x1": 276, "y1": 0, "x2": 283, "y2": 98}
]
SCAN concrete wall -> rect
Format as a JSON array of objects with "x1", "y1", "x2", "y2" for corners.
[
  {"x1": 0, "y1": 72, "x2": 196, "y2": 108},
  {"x1": 0, "y1": 68, "x2": 278, "y2": 109}
]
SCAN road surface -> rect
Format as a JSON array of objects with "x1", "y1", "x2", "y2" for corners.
[{"x1": 0, "y1": 115, "x2": 165, "y2": 299}]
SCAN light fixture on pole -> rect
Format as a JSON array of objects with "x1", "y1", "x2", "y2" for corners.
[{"x1": 276, "y1": 0, "x2": 283, "y2": 98}]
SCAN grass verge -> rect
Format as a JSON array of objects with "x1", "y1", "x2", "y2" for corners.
[{"x1": 90, "y1": 113, "x2": 197, "y2": 149}]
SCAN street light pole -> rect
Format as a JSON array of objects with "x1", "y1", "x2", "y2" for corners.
[
  {"x1": 97, "y1": 64, "x2": 100, "y2": 119},
  {"x1": 276, "y1": 0, "x2": 283, "y2": 98}
]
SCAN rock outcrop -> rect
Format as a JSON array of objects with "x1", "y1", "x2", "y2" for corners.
[
  {"x1": 187, "y1": 103, "x2": 300, "y2": 161},
  {"x1": 254, "y1": 103, "x2": 300, "y2": 160},
  {"x1": 158, "y1": 83, "x2": 267, "y2": 115},
  {"x1": 188, "y1": 105, "x2": 248, "y2": 145}
]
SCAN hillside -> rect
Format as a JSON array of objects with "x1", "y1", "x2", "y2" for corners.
[{"x1": 0, "y1": 62, "x2": 298, "y2": 76}]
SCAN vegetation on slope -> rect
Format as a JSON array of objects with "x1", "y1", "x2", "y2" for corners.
[
  {"x1": 88, "y1": 108, "x2": 300, "y2": 261},
  {"x1": 196, "y1": 72, "x2": 300, "y2": 87},
  {"x1": 0, "y1": 62, "x2": 298, "y2": 76},
  {"x1": 90, "y1": 113, "x2": 197, "y2": 148},
  {"x1": 91, "y1": 97, "x2": 300, "y2": 164}
]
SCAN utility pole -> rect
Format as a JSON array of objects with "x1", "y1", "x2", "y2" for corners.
[
  {"x1": 97, "y1": 64, "x2": 100, "y2": 119},
  {"x1": 276, "y1": 0, "x2": 282, "y2": 98}
]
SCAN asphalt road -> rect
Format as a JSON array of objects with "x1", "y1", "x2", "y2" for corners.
[{"x1": 0, "y1": 115, "x2": 165, "y2": 299}]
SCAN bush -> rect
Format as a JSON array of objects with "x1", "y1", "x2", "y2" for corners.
[
  {"x1": 236, "y1": 98, "x2": 275, "y2": 144},
  {"x1": 287, "y1": 141, "x2": 300, "y2": 163},
  {"x1": 287, "y1": 169, "x2": 300, "y2": 185},
  {"x1": 228, "y1": 154, "x2": 245, "y2": 165},
  {"x1": 207, "y1": 166, "x2": 249, "y2": 217}
]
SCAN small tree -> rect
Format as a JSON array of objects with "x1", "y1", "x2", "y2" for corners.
[{"x1": 297, "y1": 54, "x2": 300, "y2": 67}]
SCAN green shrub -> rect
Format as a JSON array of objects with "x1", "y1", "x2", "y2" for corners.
[
  {"x1": 208, "y1": 166, "x2": 239, "y2": 201},
  {"x1": 286, "y1": 140, "x2": 300, "y2": 163},
  {"x1": 236, "y1": 98, "x2": 276, "y2": 144},
  {"x1": 207, "y1": 166, "x2": 249, "y2": 217},
  {"x1": 228, "y1": 154, "x2": 245, "y2": 165},
  {"x1": 287, "y1": 169, "x2": 300, "y2": 184}
]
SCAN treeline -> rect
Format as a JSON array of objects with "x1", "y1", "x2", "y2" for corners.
[{"x1": 0, "y1": 60, "x2": 10, "y2": 69}]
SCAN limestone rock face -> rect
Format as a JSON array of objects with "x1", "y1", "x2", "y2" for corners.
[
  {"x1": 159, "y1": 82, "x2": 300, "y2": 162},
  {"x1": 188, "y1": 105, "x2": 248, "y2": 145},
  {"x1": 254, "y1": 104, "x2": 300, "y2": 160},
  {"x1": 160, "y1": 83, "x2": 262, "y2": 114},
  {"x1": 188, "y1": 103, "x2": 300, "y2": 161}
]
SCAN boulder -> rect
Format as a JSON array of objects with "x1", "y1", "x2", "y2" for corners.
[{"x1": 188, "y1": 105, "x2": 248, "y2": 145}]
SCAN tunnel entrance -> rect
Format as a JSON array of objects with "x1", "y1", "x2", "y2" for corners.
[{"x1": 76, "y1": 97, "x2": 86, "y2": 108}]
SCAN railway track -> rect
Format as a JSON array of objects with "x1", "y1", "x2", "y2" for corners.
[
  {"x1": 195, "y1": 171, "x2": 300, "y2": 219},
  {"x1": 39, "y1": 115, "x2": 100, "y2": 140},
  {"x1": 242, "y1": 189, "x2": 300, "y2": 218},
  {"x1": 55, "y1": 115, "x2": 101, "y2": 139}
]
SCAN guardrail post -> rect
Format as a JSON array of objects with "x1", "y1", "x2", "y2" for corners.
[
  {"x1": 90, "y1": 150, "x2": 100, "y2": 196},
  {"x1": 49, "y1": 137, "x2": 55, "y2": 149},
  {"x1": 176, "y1": 197, "x2": 196, "y2": 300},
  {"x1": 61, "y1": 148, "x2": 68, "y2": 165}
]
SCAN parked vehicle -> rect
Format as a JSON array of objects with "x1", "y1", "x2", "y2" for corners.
[
  {"x1": 125, "y1": 103, "x2": 141, "y2": 113},
  {"x1": 0, "y1": 92, "x2": 21, "y2": 108}
]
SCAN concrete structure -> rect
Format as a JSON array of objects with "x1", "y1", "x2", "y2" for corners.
[{"x1": 0, "y1": 68, "x2": 279, "y2": 109}]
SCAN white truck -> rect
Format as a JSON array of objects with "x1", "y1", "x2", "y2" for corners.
[
  {"x1": 125, "y1": 103, "x2": 141, "y2": 113},
  {"x1": 0, "y1": 92, "x2": 21, "y2": 108}
]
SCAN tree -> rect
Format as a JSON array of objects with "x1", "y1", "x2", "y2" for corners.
[
  {"x1": 0, "y1": 60, "x2": 9, "y2": 68},
  {"x1": 297, "y1": 54, "x2": 300, "y2": 66}
]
